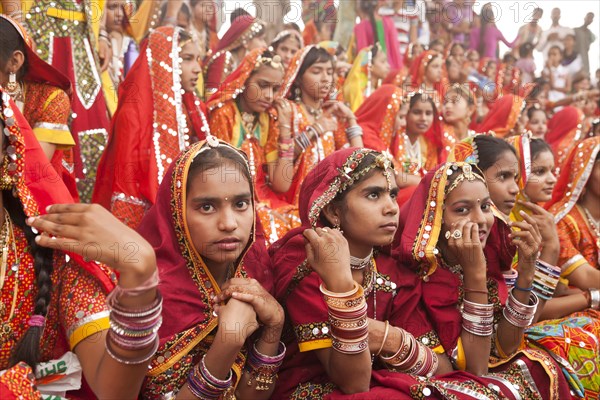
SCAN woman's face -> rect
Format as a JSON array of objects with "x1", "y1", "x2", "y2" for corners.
[
  {"x1": 467, "y1": 51, "x2": 480, "y2": 70},
  {"x1": 524, "y1": 150, "x2": 557, "y2": 203},
  {"x1": 425, "y1": 56, "x2": 443, "y2": 84},
  {"x1": 451, "y1": 45, "x2": 465, "y2": 64},
  {"x1": 527, "y1": 110, "x2": 548, "y2": 138},
  {"x1": 247, "y1": 33, "x2": 267, "y2": 51},
  {"x1": 180, "y1": 41, "x2": 202, "y2": 93},
  {"x1": 274, "y1": 36, "x2": 301, "y2": 68},
  {"x1": 371, "y1": 51, "x2": 390, "y2": 81},
  {"x1": 442, "y1": 91, "x2": 470, "y2": 124},
  {"x1": 192, "y1": 0, "x2": 215, "y2": 24},
  {"x1": 447, "y1": 58, "x2": 461, "y2": 82},
  {"x1": 548, "y1": 48, "x2": 561, "y2": 66},
  {"x1": 484, "y1": 61, "x2": 497, "y2": 79},
  {"x1": 334, "y1": 169, "x2": 399, "y2": 252},
  {"x1": 394, "y1": 103, "x2": 408, "y2": 132},
  {"x1": 412, "y1": 43, "x2": 424, "y2": 59},
  {"x1": 441, "y1": 179, "x2": 495, "y2": 247},
  {"x1": 185, "y1": 159, "x2": 254, "y2": 271},
  {"x1": 299, "y1": 60, "x2": 334, "y2": 101},
  {"x1": 483, "y1": 150, "x2": 520, "y2": 215},
  {"x1": 105, "y1": 0, "x2": 126, "y2": 33},
  {"x1": 406, "y1": 99, "x2": 434, "y2": 135},
  {"x1": 241, "y1": 65, "x2": 284, "y2": 113}
]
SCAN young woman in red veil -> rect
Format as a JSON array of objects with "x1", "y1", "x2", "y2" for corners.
[
  {"x1": 93, "y1": 26, "x2": 207, "y2": 229},
  {"x1": 476, "y1": 94, "x2": 526, "y2": 138},
  {"x1": 137, "y1": 138, "x2": 284, "y2": 399},
  {"x1": 207, "y1": 48, "x2": 299, "y2": 244},
  {"x1": 0, "y1": 15, "x2": 78, "y2": 200},
  {"x1": 204, "y1": 15, "x2": 266, "y2": 96},
  {"x1": 357, "y1": 85, "x2": 439, "y2": 206},
  {"x1": 407, "y1": 50, "x2": 445, "y2": 110},
  {"x1": 0, "y1": 87, "x2": 160, "y2": 398},
  {"x1": 276, "y1": 45, "x2": 364, "y2": 206},
  {"x1": 395, "y1": 160, "x2": 572, "y2": 399},
  {"x1": 545, "y1": 105, "x2": 586, "y2": 169}
]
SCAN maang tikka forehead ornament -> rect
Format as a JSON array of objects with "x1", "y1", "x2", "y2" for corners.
[{"x1": 445, "y1": 163, "x2": 486, "y2": 195}]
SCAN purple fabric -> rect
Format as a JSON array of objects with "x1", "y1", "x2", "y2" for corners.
[{"x1": 469, "y1": 25, "x2": 517, "y2": 59}]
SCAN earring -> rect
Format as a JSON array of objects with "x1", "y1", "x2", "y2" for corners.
[
  {"x1": 294, "y1": 87, "x2": 302, "y2": 102},
  {"x1": 333, "y1": 218, "x2": 342, "y2": 232},
  {"x1": 7, "y1": 72, "x2": 17, "y2": 92}
]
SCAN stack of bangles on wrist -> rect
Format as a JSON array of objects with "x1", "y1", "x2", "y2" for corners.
[
  {"x1": 278, "y1": 137, "x2": 294, "y2": 159},
  {"x1": 461, "y1": 299, "x2": 494, "y2": 336},
  {"x1": 295, "y1": 126, "x2": 319, "y2": 152},
  {"x1": 345, "y1": 125, "x2": 363, "y2": 141},
  {"x1": 379, "y1": 326, "x2": 439, "y2": 377},
  {"x1": 105, "y1": 270, "x2": 162, "y2": 364},
  {"x1": 188, "y1": 354, "x2": 233, "y2": 398},
  {"x1": 244, "y1": 340, "x2": 286, "y2": 391},
  {"x1": 532, "y1": 259, "x2": 561, "y2": 300},
  {"x1": 503, "y1": 288, "x2": 539, "y2": 328},
  {"x1": 320, "y1": 282, "x2": 369, "y2": 354}
]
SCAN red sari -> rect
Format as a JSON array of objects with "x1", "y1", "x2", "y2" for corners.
[
  {"x1": 93, "y1": 27, "x2": 209, "y2": 229},
  {"x1": 546, "y1": 106, "x2": 586, "y2": 170},
  {"x1": 137, "y1": 139, "x2": 272, "y2": 397},
  {"x1": 0, "y1": 89, "x2": 115, "y2": 398},
  {"x1": 395, "y1": 163, "x2": 573, "y2": 400}
]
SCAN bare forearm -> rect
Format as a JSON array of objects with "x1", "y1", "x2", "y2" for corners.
[
  {"x1": 538, "y1": 293, "x2": 590, "y2": 320},
  {"x1": 564, "y1": 264, "x2": 600, "y2": 290},
  {"x1": 320, "y1": 348, "x2": 371, "y2": 394}
]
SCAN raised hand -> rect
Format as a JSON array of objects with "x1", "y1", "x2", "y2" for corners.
[
  {"x1": 509, "y1": 211, "x2": 542, "y2": 273},
  {"x1": 303, "y1": 227, "x2": 353, "y2": 292},
  {"x1": 445, "y1": 218, "x2": 487, "y2": 275},
  {"x1": 26, "y1": 204, "x2": 156, "y2": 286},
  {"x1": 214, "y1": 297, "x2": 259, "y2": 346}
]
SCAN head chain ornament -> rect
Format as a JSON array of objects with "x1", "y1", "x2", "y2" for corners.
[
  {"x1": 445, "y1": 163, "x2": 486, "y2": 195},
  {"x1": 337, "y1": 152, "x2": 395, "y2": 193}
]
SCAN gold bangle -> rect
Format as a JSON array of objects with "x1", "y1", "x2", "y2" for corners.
[
  {"x1": 375, "y1": 321, "x2": 390, "y2": 356},
  {"x1": 319, "y1": 281, "x2": 361, "y2": 298}
]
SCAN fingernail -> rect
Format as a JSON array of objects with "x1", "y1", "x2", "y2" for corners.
[
  {"x1": 34, "y1": 235, "x2": 41, "y2": 243},
  {"x1": 519, "y1": 210, "x2": 526, "y2": 216},
  {"x1": 46, "y1": 205, "x2": 52, "y2": 213},
  {"x1": 26, "y1": 217, "x2": 35, "y2": 225}
]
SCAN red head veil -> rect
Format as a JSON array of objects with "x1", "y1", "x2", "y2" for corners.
[
  {"x1": 545, "y1": 106, "x2": 585, "y2": 168},
  {"x1": 476, "y1": 94, "x2": 525, "y2": 137},
  {"x1": 0, "y1": 90, "x2": 114, "y2": 291},
  {"x1": 356, "y1": 84, "x2": 404, "y2": 153},
  {"x1": 546, "y1": 136, "x2": 600, "y2": 223},
  {"x1": 204, "y1": 16, "x2": 265, "y2": 93},
  {"x1": 0, "y1": 14, "x2": 71, "y2": 94}
]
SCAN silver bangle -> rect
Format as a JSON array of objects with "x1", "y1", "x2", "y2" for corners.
[{"x1": 589, "y1": 289, "x2": 600, "y2": 310}]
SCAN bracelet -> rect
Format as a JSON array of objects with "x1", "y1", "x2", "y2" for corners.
[
  {"x1": 502, "y1": 268, "x2": 518, "y2": 288},
  {"x1": 245, "y1": 341, "x2": 285, "y2": 391},
  {"x1": 589, "y1": 289, "x2": 600, "y2": 310},
  {"x1": 463, "y1": 287, "x2": 489, "y2": 295},
  {"x1": 345, "y1": 125, "x2": 363, "y2": 140},
  {"x1": 107, "y1": 269, "x2": 160, "y2": 301},
  {"x1": 188, "y1": 355, "x2": 233, "y2": 399},
  {"x1": 280, "y1": 124, "x2": 291, "y2": 130},
  {"x1": 461, "y1": 299, "x2": 494, "y2": 337},
  {"x1": 319, "y1": 281, "x2": 361, "y2": 299},
  {"x1": 502, "y1": 289, "x2": 538, "y2": 328},
  {"x1": 514, "y1": 283, "x2": 533, "y2": 292},
  {"x1": 376, "y1": 321, "x2": 390, "y2": 356},
  {"x1": 312, "y1": 122, "x2": 324, "y2": 136},
  {"x1": 105, "y1": 334, "x2": 159, "y2": 365}
]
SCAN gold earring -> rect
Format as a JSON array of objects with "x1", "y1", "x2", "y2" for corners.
[{"x1": 7, "y1": 72, "x2": 17, "y2": 92}]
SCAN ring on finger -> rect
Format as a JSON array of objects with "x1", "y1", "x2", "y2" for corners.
[{"x1": 451, "y1": 229, "x2": 463, "y2": 240}]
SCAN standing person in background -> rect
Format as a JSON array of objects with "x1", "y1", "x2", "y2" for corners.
[
  {"x1": 561, "y1": 33, "x2": 583, "y2": 81},
  {"x1": 515, "y1": 43, "x2": 537, "y2": 86},
  {"x1": 514, "y1": 7, "x2": 543, "y2": 50},
  {"x1": 537, "y1": 7, "x2": 572, "y2": 63},
  {"x1": 575, "y1": 12, "x2": 596, "y2": 75},
  {"x1": 469, "y1": 3, "x2": 517, "y2": 60}
]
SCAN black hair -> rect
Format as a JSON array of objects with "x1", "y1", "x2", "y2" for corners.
[
  {"x1": 0, "y1": 18, "x2": 29, "y2": 81},
  {"x1": 429, "y1": 39, "x2": 444, "y2": 51},
  {"x1": 230, "y1": 8, "x2": 251, "y2": 24},
  {"x1": 289, "y1": 47, "x2": 333, "y2": 100},
  {"x1": 530, "y1": 138, "x2": 553, "y2": 160},
  {"x1": 409, "y1": 92, "x2": 438, "y2": 115},
  {"x1": 526, "y1": 106, "x2": 546, "y2": 121},
  {"x1": 526, "y1": 77, "x2": 549, "y2": 101},
  {"x1": 4, "y1": 191, "x2": 54, "y2": 371},
  {"x1": 502, "y1": 52, "x2": 516, "y2": 64},
  {"x1": 473, "y1": 135, "x2": 517, "y2": 171},
  {"x1": 519, "y1": 43, "x2": 533, "y2": 58},
  {"x1": 186, "y1": 145, "x2": 252, "y2": 193},
  {"x1": 270, "y1": 32, "x2": 301, "y2": 53},
  {"x1": 359, "y1": 0, "x2": 379, "y2": 47},
  {"x1": 548, "y1": 45, "x2": 563, "y2": 57}
]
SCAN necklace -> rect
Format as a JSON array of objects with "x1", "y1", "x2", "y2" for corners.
[
  {"x1": 402, "y1": 133, "x2": 422, "y2": 169},
  {"x1": 302, "y1": 102, "x2": 322, "y2": 119},
  {"x1": 350, "y1": 251, "x2": 373, "y2": 270},
  {"x1": 241, "y1": 112, "x2": 258, "y2": 139}
]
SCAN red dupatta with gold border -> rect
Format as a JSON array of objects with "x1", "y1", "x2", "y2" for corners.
[{"x1": 138, "y1": 139, "x2": 257, "y2": 397}]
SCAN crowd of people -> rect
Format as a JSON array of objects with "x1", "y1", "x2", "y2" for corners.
[{"x1": 0, "y1": 0, "x2": 599, "y2": 399}]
